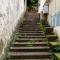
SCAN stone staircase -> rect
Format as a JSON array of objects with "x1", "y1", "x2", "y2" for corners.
[{"x1": 6, "y1": 20, "x2": 52, "y2": 60}]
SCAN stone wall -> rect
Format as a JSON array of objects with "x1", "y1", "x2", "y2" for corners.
[{"x1": 0, "y1": 0, "x2": 26, "y2": 59}]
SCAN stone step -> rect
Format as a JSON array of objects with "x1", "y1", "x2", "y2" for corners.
[
  {"x1": 19, "y1": 26, "x2": 41, "y2": 29},
  {"x1": 15, "y1": 32, "x2": 44, "y2": 34},
  {"x1": 45, "y1": 27, "x2": 53, "y2": 30},
  {"x1": 45, "y1": 27, "x2": 53, "y2": 34},
  {"x1": 7, "y1": 52, "x2": 51, "y2": 59},
  {"x1": 47, "y1": 35, "x2": 58, "y2": 41},
  {"x1": 16, "y1": 36, "x2": 45, "y2": 38},
  {"x1": 8, "y1": 59, "x2": 51, "y2": 60},
  {"x1": 18, "y1": 31, "x2": 44, "y2": 33},
  {"x1": 6, "y1": 15, "x2": 52, "y2": 60},
  {"x1": 21, "y1": 26, "x2": 39, "y2": 28},
  {"x1": 15, "y1": 33, "x2": 44, "y2": 36},
  {"x1": 10, "y1": 46, "x2": 50, "y2": 52},
  {"x1": 23, "y1": 25, "x2": 38, "y2": 27},
  {"x1": 15, "y1": 38, "x2": 46, "y2": 42},
  {"x1": 15, "y1": 39, "x2": 46, "y2": 42},
  {"x1": 18, "y1": 29, "x2": 42, "y2": 31},
  {"x1": 16, "y1": 38, "x2": 46, "y2": 40},
  {"x1": 18, "y1": 23, "x2": 40, "y2": 25},
  {"x1": 22, "y1": 24, "x2": 39, "y2": 26},
  {"x1": 12, "y1": 42, "x2": 48, "y2": 47},
  {"x1": 21, "y1": 22, "x2": 40, "y2": 25},
  {"x1": 16, "y1": 34, "x2": 44, "y2": 36},
  {"x1": 19, "y1": 24, "x2": 41, "y2": 27}
]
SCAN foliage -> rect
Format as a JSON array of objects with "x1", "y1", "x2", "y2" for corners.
[{"x1": 27, "y1": 0, "x2": 38, "y2": 10}]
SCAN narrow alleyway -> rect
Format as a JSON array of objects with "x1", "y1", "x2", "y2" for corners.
[
  {"x1": 0, "y1": 0, "x2": 60, "y2": 60},
  {"x1": 6, "y1": 10, "x2": 58, "y2": 60}
]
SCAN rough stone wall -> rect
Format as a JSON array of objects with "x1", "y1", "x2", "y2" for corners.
[{"x1": 0, "y1": 0, "x2": 26, "y2": 59}]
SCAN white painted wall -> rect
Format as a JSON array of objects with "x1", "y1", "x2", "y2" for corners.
[
  {"x1": 48, "y1": 0, "x2": 60, "y2": 26},
  {"x1": 0, "y1": 0, "x2": 26, "y2": 59},
  {"x1": 38, "y1": 0, "x2": 46, "y2": 13},
  {"x1": 45, "y1": 0, "x2": 60, "y2": 41},
  {"x1": 54, "y1": 27, "x2": 60, "y2": 41},
  {"x1": 38, "y1": 0, "x2": 60, "y2": 41},
  {"x1": 48, "y1": 0, "x2": 56, "y2": 26},
  {"x1": 43, "y1": 3, "x2": 49, "y2": 14}
]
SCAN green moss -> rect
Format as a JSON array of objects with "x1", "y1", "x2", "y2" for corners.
[
  {"x1": 49, "y1": 42, "x2": 60, "y2": 46},
  {"x1": 26, "y1": 40, "x2": 36, "y2": 47},
  {"x1": 27, "y1": 44, "x2": 33, "y2": 47},
  {"x1": 53, "y1": 53, "x2": 60, "y2": 60},
  {"x1": 47, "y1": 35, "x2": 57, "y2": 37}
]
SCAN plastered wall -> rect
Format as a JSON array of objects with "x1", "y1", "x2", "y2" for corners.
[
  {"x1": 38, "y1": 0, "x2": 46, "y2": 13},
  {"x1": 38, "y1": 0, "x2": 60, "y2": 41},
  {"x1": 48, "y1": 0, "x2": 60, "y2": 41},
  {"x1": 48, "y1": 0, "x2": 60, "y2": 26},
  {"x1": 0, "y1": 0, "x2": 26, "y2": 59}
]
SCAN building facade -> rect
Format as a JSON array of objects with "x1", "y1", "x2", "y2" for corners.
[{"x1": 38, "y1": 0, "x2": 60, "y2": 41}]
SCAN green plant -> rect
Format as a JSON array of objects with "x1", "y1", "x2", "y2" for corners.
[{"x1": 27, "y1": 0, "x2": 38, "y2": 10}]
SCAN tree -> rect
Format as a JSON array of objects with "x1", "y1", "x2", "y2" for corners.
[{"x1": 27, "y1": 0, "x2": 38, "y2": 10}]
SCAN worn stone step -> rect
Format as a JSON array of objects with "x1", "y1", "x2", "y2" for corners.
[
  {"x1": 16, "y1": 38, "x2": 46, "y2": 40},
  {"x1": 15, "y1": 33, "x2": 44, "y2": 36},
  {"x1": 22, "y1": 24, "x2": 40, "y2": 26},
  {"x1": 16, "y1": 36, "x2": 45, "y2": 38},
  {"x1": 7, "y1": 52, "x2": 51, "y2": 59},
  {"x1": 20, "y1": 26, "x2": 41, "y2": 29},
  {"x1": 20, "y1": 24, "x2": 41, "y2": 26},
  {"x1": 18, "y1": 23, "x2": 40, "y2": 25},
  {"x1": 45, "y1": 27, "x2": 53, "y2": 34},
  {"x1": 15, "y1": 39, "x2": 46, "y2": 42},
  {"x1": 6, "y1": 14, "x2": 52, "y2": 60},
  {"x1": 18, "y1": 31, "x2": 44, "y2": 33},
  {"x1": 19, "y1": 29, "x2": 42, "y2": 31},
  {"x1": 10, "y1": 46, "x2": 50, "y2": 52},
  {"x1": 23, "y1": 25, "x2": 38, "y2": 27},
  {"x1": 47, "y1": 35, "x2": 58, "y2": 41},
  {"x1": 15, "y1": 32, "x2": 44, "y2": 35},
  {"x1": 22, "y1": 25, "x2": 39, "y2": 28},
  {"x1": 21, "y1": 22, "x2": 40, "y2": 25},
  {"x1": 18, "y1": 29, "x2": 42, "y2": 32},
  {"x1": 15, "y1": 38, "x2": 47, "y2": 42},
  {"x1": 7, "y1": 59, "x2": 51, "y2": 60},
  {"x1": 16, "y1": 34, "x2": 44, "y2": 36},
  {"x1": 20, "y1": 27, "x2": 42, "y2": 30},
  {"x1": 18, "y1": 25, "x2": 40, "y2": 27},
  {"x1": 12, "y1": 42, "x2": 48, "y2": 47},
  {"x1": 21, "y1": 21, "x2": 35, "y2": 24},
  {"x1": 45, "y1": 27, "x2": 53, "y2": 30}
]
